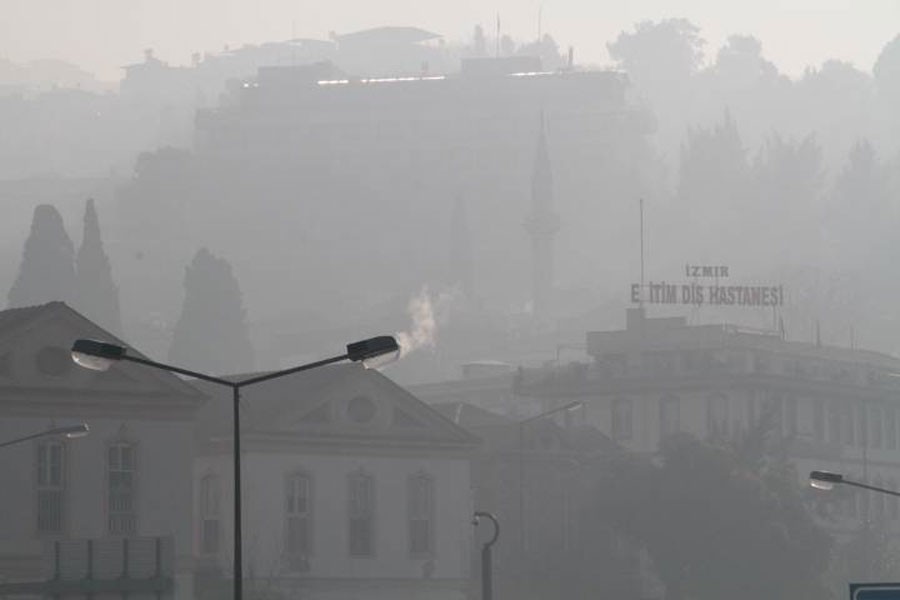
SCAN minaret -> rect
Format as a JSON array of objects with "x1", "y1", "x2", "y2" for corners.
[{"x1": 524, "y1": 115, "x2": 560, "y2": 319}]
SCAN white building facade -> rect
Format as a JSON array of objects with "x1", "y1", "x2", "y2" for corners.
[
  {"x1": 191, "y1": 363, "x2": 479, "y2": 600},
  {"x1": 0, "y1": 302, "x2": 205, "y2": 599}
]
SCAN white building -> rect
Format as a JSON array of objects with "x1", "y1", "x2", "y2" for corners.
[
  {"x1": 0, "y1": 302, "x2": 205, "y2": 598},
  {"x1": 520, "y1": 308, "x2": 900, "y2": 528},
  {"x1": 191, "y1": 363, "x2": 480, "y2": 600}
]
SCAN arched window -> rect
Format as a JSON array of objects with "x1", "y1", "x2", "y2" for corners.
[
  {"x1": 199, "y1": 474, "x2": 221, "y2": 554},
  {"x1": 408, "y1": 473, "x2": 434, "y2": 556},
  {"x1": 348, "y1": 471, "x2": 375, "y2": 557},
  {"x1": 108, "y1": 442, "x2": 137, "y2": 535},
  {"x1": 285, "y1": 472, "x2": 313, "y2": 558},
  {"x1": 36, "y1": 440, "x2": 66, "y2": 534}
]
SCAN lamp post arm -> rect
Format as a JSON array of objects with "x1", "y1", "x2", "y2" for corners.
[
  {"x1": 519, "y1": 401, "x2": 582, "y2": 426},
  {"x1": 843, "y1": 479, "x2": 900, "y2": 498},
  {"x1": 474, "y1": 511, "x2": 500, "y2": 547},
  {"x1": 121, "y1": 354, "x2": 234, "y2": 386},
  {"x1": 236, "y1": 354, "x2": 349, "y2": 387},
  {"x1": 0, "y1": 431, "x2": 53, "y2": 449}
]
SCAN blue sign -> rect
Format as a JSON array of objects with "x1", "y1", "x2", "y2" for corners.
[{"x1": 851, "y1": 583, "x2": 900, "y2": 600}]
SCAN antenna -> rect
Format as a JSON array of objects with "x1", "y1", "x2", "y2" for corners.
[
  {"x1": 496, "y1": 14, "x2": 501, "y2": 57},
  {"x1": 639, "y1": 198, "x2": 645, "y2": 309},
  {"x1": 537, "y1": 5, "x2": 543, "y2": 42}
]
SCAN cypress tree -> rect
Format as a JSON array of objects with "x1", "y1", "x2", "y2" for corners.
[
  {"x1": 7, "y1": 204, "x2": 76, "y2": 308},
  {"x1": 75, "y1": 198, "x2": 122, "y2": 333},
  {"x1": 168, "y1": 248, "x2": 254, "y2": 375}
]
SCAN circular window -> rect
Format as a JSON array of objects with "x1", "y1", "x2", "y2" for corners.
[
  {"x1": 347, "y1": 395, "x2": 377, "y2": 424},
  {"x1": 36, "y1": 346, "x2": 72, "y2": 377}
]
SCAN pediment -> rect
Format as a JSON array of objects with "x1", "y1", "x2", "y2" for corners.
[
  {"x1": 239, "y1": 364, "x2": 477, "y2": 447},
  {"x1": 0, "y1": 303, "x2": 204, "y2": 407}
]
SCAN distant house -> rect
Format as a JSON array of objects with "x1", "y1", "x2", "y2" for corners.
[
  {"x1": 0, "y1": 301, "x2": 204, "y2": 599},
  {"x1": 190, "y1": 363, "x2": 479, "y2": 600}
]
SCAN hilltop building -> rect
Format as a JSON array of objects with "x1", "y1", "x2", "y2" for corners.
[{"x1": 519, "y1": 307, "x2": 900, "y2": 528}]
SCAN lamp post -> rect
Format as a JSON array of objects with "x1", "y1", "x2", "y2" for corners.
[
  {"x1": 473, "y1": 511, "x2": 500, "y2": 600},
  {"x1": 72, "y1": 336, "x2": 400, "y2": 600},
  {"x1": 0, "y1": 423, "x2": 90, "y2": 449},
  {"x1": 517, "y1": 401, "x2": 582, "y2": 553},
  {"x1": 810, "y1": 469, "x2": 899, "y2": 578}
]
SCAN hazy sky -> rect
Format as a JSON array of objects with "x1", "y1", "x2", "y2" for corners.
[{"x1": 2, "y1": 0, "x2": 898, "y2": 81}]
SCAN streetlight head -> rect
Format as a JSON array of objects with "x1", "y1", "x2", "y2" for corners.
[
  {"x1": 71, "y1": 339, "x2": 126, "y2": 371},
  {"x1": 809, "y1": 470, "x2": 843, "y2": 491},
  {"x1": 58, "y1": 423, "x2": 90, "y2": 439},
  {"x1": 347, "y1": 336, "x2": 400, "y2": 368}
]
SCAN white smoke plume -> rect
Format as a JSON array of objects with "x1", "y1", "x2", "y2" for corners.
[{"x1": 395, "y1": 286, "x2": 457, "y2": 357}]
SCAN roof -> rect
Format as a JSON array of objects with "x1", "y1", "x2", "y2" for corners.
[
  {"x1": 0, "y1": 301, "x2": 207, "y2": 402},
  {"x1": 336, "y1": 26, "x2": 441, "y2": 46},
  {"x1": 0, "y1": 302, "x2": 56, "y2": 337},
  {"x1": 589, "y1": 320, "x2": 900, "y2": 369}
]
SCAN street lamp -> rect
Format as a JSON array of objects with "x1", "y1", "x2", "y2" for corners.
[
  {"x1": 518, "y1": 401, "x2": 583, "y2": 552},
  {"x1": 72, "y1": 335, "x2": 400, "y2": 600},
  {"x1": 809, "y1": 470, "x2": 900, "y2": 497},
  {"x1": 0, "y1": 423, "x2": 90, "y2": 449}
]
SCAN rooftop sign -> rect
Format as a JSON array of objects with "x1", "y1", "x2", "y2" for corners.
[{"x1": 631, "y1": 265, "x2": 784, "y2": 308}]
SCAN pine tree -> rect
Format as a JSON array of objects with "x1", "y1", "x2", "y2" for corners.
[
  {"x1": 75, "y1": 198, "x2": 122, "y2": 334},
  {"x1": 168, "y1": 248, "x2": 254, "y2": 375},
  {"x1": 7, "y1": 204, "x2": 76, "y2": 308}
]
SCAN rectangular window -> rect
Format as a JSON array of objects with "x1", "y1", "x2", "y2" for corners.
[
  {"x1": 783, "y1": 397, "x2": 798, "y2": 436},
  {"x1": 659, "y1": 396, "x2": 680, "y2": 440},
  {"x1": 764, "y1": 395, "x2": 783, "y2": 436},
  {"x1": 707, "y1": 394, "x2": 730, "y2": 439},
  {"x1": 36, "y1": 441, "x2": 65, "y2": 534},
  {"x1": 813, "y1": 399, "x2": 824, "y2": 442},
  {"x1": 612, "y1": 399, "x2": 633, "y2": 441},
  {"x1": 887, "y1": 408, "x2": 897, "y2": 450},
  {"x1": 200, "y1": 475, "x2": 220, "y2": 554},
  {"x1": 828, "y1": 401, "x2": 840, "y2": 444},
  {"x1": 108, "y1": 444, "x2": 137, "y2": 535},
  {"x1": 408, "y1": 474, "x2": 434, "y2": 556},
  {"x1": 874, "y1": 480, "x2": 885, "y2": 519},
  {"x1": 843, "y1": 404, "x2": 855, "y2": 446},
  {"x1": 858, "y1": 404, "x2": 868, "y2": 448},
  {"x1": 871, "y1": 406, "x2": 883, "y2": 449},
  {"x1": 349, "y1": 473, "x2": 374, "y2": 557},
  {"x1": 286, "y1": 474, "x2": 312, "y2": 558},
  {"x1": 747, "y1": 394, "x2": 758, "y2": 428},
  {"x1": 889, "y1": 480, "x2": 899, "y2": 520}
]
